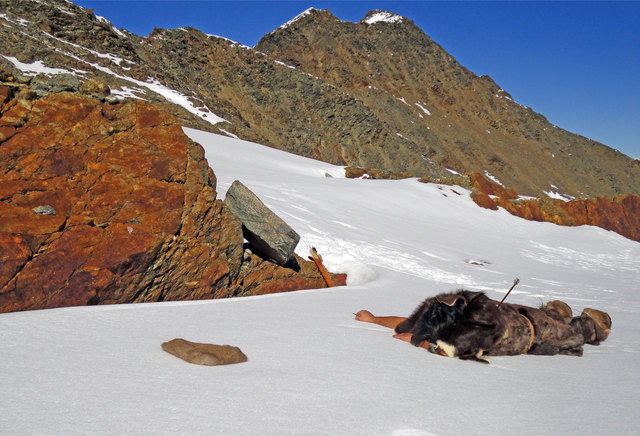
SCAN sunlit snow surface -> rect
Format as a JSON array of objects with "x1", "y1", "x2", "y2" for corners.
[{"x1": 1, "y1": 129, "x2": 639, "y2": 435}]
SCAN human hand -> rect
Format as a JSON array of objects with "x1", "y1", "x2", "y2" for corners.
[{"x1": 354, "y1": 310, "x2": 375, "y2": 323}]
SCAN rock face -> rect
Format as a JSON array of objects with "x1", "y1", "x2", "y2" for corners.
[
  {"x1": 224, "y1": 180, "x2": 300, "y2": 266},
  {"x1": 1, "y1": 0, "x2": 639, "y2": 199},
  {"x1": 161, "y1": 338, "x2": 248, "y2": 366},
  {"x1": 0, "y1": 84, "x2": 344, "y2": 313},
  {"x1": 469, "y1": 173, "x2": 640, "y2": 243}
]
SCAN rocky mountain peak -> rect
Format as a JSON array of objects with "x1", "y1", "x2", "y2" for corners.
[
  {"x1": 255, "y1": 7, "x2": 640, "y2": 198},
  {"x1": 273, "y1": 7, "x2": 339, "y2": 33}
]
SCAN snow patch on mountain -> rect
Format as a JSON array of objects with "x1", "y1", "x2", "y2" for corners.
[
  {"x1": 1, "y1": 55, "x2": 85, "y2": 76},
  {"x1": 415, "y1": 102, "x2": 431, "y2": 116},
  {"x1": 484, "y1": 170, "x2": 503, "y2": 186},
  {"x1": 0, "y1": 13, "x2": 30, "y2": 26},
  {"x1": 544, "y1": 190, "x2": 576, "y2": 202},
  {"x1": 274, "y1": 60, "x2": 296, "y2": 69},
  {"x1": 364, "y1": 11, "x2": 404, "y2": 25},
  {"x1": 42, "y1": 48, "x2": 227, "y2": 126},
  {"x1": 110, "y1": 86, "x2": 147, "y2": 101}
]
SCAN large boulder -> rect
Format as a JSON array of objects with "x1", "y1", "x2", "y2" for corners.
[
  {"x1": 224, "y1": 180, "x2": 300, "y2": 266},
  {"x1": 0, "y1": 84, "x2": 343, "y2": 313}
]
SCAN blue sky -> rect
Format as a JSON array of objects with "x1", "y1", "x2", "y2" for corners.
[{"x1": 75, "y1": 1, "x2": 640, "y2": 159}]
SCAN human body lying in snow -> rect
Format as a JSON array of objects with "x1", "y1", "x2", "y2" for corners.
[{"x1": 355, "y1": 290, "x2": 611, "y2": 363}]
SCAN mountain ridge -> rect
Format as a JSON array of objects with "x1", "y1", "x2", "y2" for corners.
[
  {"x1": 1, "y1": 0, "x2": 639, "y2": 199},
  {"x1": 256, "y1": 7, "x2": 640, "y2": 197}
]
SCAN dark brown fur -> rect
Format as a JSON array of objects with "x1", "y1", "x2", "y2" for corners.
[
  {"x1": 399, "y1": 290, "x2": 611, "y2": 359},
  {"x1": 395, "y1": 297, "x2": 437, "y2": 334},
  {"x1": 409, "y1": 298, "x2": 465, "y2": 346}
]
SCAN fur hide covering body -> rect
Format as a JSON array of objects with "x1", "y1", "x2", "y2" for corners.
[{"x1": 395, "y1": 290, "x2": 611, "y2": 360}]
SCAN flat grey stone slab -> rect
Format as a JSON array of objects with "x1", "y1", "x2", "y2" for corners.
[{"x1": 224, "y1": 180, "x2": 300, "y2": 265}]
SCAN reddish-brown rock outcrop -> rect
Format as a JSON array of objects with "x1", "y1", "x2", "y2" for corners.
[
  {"x1": 469, "y1": 172, "x2": 640, "y2": 243},
  {"x1": 0, "y1": 85, "x2": 343, "y2": 313}
]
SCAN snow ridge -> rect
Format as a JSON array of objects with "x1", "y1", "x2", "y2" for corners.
[{"x1": 206, "y1": 34, "x2": 251, "y2": 50}]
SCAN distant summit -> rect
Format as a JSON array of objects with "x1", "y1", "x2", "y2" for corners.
[
  {"x1": 277, "y1": 7, "x2": 317, "y2": 30},
  {"x1": 275, "y1": 7, "x2": 340, "y2": 32},
  {"x1": 256, "y1": 7, "x2": 640, "y2": 197}
]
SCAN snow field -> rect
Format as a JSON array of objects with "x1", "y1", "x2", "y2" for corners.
[{"x1": 1, "y1": 128, "x2": 639, "y2": 435}]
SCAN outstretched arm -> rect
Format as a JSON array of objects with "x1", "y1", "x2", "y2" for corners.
[
  {"x1": 354, "y1": 310, "x2": 407, "y2": 330},
  {"x1": 355, "y1": 310, "x2": 432, "y2": 350},
  {"x1": 393, "y1": 332, "x2": 431, "y2": 350}
]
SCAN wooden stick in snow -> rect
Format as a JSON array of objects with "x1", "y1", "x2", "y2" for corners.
[
  {"x1": 309, "y1": 247, "x2": 335, "y2": 287},
  {"x1": 497, "y1": 278, "x2": 520, "y2": 308}
]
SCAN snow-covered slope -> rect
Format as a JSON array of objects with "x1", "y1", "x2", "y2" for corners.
[{"x1": 1, "y1": 129, "x2": 638, "y2": 435}]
